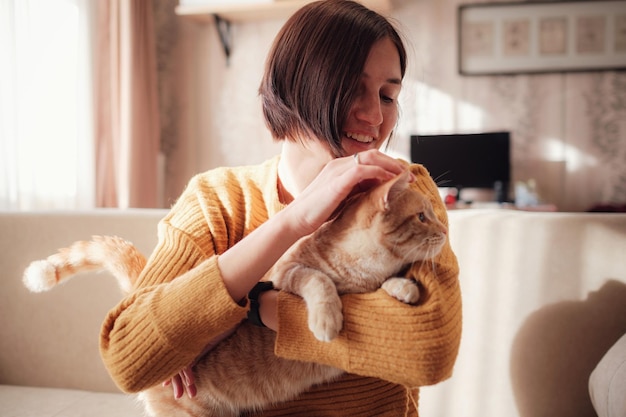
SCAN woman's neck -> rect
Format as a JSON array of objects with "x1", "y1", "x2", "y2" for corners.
[{"x1": 278, "y1": 140, "x2": 332, "y2": 204}]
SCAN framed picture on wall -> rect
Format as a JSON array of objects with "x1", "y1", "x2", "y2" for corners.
[{"x1": 458, "y1": 0, "x2": 626, "y2": 75}]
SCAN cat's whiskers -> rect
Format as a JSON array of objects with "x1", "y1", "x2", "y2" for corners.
[
  {"x1": 412, "y1": 257, "x2": 437, "y2": 281},
  {"x1": 399, "y1": 240, "x2": 444, "y2": 279}
]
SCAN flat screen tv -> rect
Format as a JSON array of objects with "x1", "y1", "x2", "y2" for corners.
[{"x1": 410, "y1": 131, "x2": 511, "y2": 202}]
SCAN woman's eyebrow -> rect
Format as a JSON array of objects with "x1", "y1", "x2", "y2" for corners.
[{"x1": 362, "y1": 72, "x2": 402, "y2": 85}]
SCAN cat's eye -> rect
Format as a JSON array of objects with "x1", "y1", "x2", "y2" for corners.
[{"x1": 418, "y1": 212, "x2": 426, "y2": 222}]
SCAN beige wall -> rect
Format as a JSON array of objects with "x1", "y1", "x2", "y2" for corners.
[{"x1": 156, "y1": 0, "x2": 626, "y2": 212}]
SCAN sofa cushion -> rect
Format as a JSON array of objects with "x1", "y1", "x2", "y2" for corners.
[{"x1": 0, "y1": 384, "x2": 143, "y2": 417}]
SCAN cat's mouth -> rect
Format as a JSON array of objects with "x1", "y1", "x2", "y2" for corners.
[{"x1": 345, "y1": 132, "x2": 375, "y2": 143}]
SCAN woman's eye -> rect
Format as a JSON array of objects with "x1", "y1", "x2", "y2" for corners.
[{"x1": 381, "y1": 94, "x2": 394, "y2": 104}]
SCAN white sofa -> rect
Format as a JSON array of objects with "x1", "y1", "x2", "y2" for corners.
[
  {"x1": 0, "y1": 210, "x2": 165, "y2": 417},
  {"x1": 1, "y1": 208, "x2": 625, "y2": 417}
]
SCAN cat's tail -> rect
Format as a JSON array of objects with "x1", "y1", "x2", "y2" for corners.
[{"x1": 23, "y1": 236, "x2": 146, "y2": 294}]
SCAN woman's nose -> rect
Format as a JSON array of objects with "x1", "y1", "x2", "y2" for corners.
[{"x1": 353, "y1": 94, "x2": 383, "y2": 126}]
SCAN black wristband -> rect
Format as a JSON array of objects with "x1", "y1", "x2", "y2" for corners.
[{"x1": 247, "y1": 281, "x2": 274, "y2": 327}]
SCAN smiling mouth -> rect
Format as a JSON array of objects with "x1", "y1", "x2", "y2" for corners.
[{"x1": 346, "y1": 132, "x2": 375, "y2": 143}]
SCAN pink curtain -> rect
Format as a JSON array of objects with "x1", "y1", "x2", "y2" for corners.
[{"x1": 95, "y1": 0, "x2": 160, "y2": 208}]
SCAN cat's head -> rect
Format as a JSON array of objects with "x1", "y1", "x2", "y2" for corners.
[{"x1": 359, "y1": 170, "x2": 448, "y2": 263}]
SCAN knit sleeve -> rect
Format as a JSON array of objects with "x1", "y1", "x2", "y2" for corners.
[
  {"x1": 99, "y1": 176, "x2": 249, "y2": 393},
  {"x1": 274, "y1": 163, "x2": 462, "y2": 387}
]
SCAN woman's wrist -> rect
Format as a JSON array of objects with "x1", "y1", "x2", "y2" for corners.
[{"x1": 218, "y1": 208, "x2": 305, "y2": 303}]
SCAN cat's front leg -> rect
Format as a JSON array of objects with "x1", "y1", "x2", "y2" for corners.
[
  {"x1": 272, "y1": 263, "x2": 343, "y2": 342},
  {"x1": 381, "y1": 277, "x2": 420, "y2": 305},
  {"x1": 300, "y1": 272, "x2": 343, "y2": 342}
]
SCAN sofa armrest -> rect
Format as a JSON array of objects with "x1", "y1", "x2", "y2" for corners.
[{"x1": 590, "y1": 334, "x2": 626, "y2": 417}]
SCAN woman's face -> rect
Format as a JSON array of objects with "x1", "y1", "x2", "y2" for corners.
[{"x1": 341, "y1": 37, "x2": 402, "y2": 157}]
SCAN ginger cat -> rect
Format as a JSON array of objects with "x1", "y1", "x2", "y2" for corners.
[{"x1": 23, "y1": 171, "x2": 448, "y2": 417}]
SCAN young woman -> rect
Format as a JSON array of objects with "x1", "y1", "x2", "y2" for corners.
[{"x1": 99, "y1": 1, "x2": 462, "y2": 415}]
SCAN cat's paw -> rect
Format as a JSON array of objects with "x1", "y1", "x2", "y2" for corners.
[
  {"x1": 308, "y1": 301, "x2": 343, "y2": 342},
  {"x1": 381, "y1": 277, "x2": 420, "y2": 305}
]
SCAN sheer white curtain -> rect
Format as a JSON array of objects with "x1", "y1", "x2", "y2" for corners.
[{"x1": 0, "y1": 0, "x2": 96, "y2": 210}]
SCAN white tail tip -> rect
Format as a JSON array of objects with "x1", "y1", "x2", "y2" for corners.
[{"x1": 23, "y1": 260, "x2": 57, "y2": 293}]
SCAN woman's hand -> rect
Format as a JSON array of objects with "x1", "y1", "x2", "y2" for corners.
[
  {"x1": 161, "y1": 325, "x2": 239, "y2": 399},
  {"x1": 163, "y1": 366, "x2": 196, "y2": 399},
  {"x1": 287, "y1": 149, "x2": 412, "y2": 235},
  {"x1": 219, "y1": 150, "x2": 412, "y2": 306}
]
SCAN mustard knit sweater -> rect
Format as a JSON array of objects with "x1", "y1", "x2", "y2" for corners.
[{"x1": 100, "y1": 156, "x2": 462, "y2": 416}]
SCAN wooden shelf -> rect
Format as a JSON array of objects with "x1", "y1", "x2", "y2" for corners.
[{"x1": 176, "y1": 0, "x2": 392, "y2": 23}]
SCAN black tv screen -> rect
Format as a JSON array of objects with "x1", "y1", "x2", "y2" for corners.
[{"x1": 410, "y1": 132, "x2": 511, "y2": 191}]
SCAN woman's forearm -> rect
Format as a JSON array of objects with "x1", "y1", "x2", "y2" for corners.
[
  {"x1": 101, "y1": 257, "x2": 249, "y2": 393},
  {"x1": 274, "y1": 255, "x2": 462, "y2": 387},
  {"x1": 218, "y1": 208, "x2": 306, "y2": 303}
]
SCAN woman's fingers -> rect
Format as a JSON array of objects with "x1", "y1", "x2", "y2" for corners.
[
  {"x1": 332, "y1": 150, "x2": 409, "y2": 193},
  {"x1": 182, "y1": 367, "x2": 197, "y2": 398},
  {"x1": 351, "y1": 149, "x2": 406, "y2": 177},
  {"x1": 349, "y1": 153, "x2": 415, "y2": 193},
  {"x1": 162, "y1": 367, "x2": 197, "y2": 399},
  {"x1": 169, "y1": 374, "x2": 184, "y2": 399}
]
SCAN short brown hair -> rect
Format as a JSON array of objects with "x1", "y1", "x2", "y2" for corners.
[{"x1": 259, "y1": 0, "x2": 407, "y2": 157}]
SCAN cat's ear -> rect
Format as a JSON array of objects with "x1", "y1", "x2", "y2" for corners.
[{"x1": 380, "y1": 170, "x2": 410, "y2": 211}]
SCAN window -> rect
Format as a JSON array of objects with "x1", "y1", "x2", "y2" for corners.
[{"x1": 1, "y1": 0, "x2": 95, "y2": 210}]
